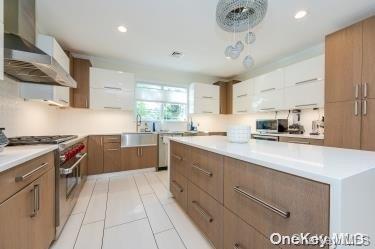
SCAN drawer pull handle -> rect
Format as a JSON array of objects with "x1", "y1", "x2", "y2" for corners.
[
  {"x1": 237, "y1": 94, "x2": 248, "y2": 98},
  {"x1": 172, "y1": 154, "x2": 183, "y2": 161},
  {"x1": 106, "y1": 148, "x2": 120, "y2": 151},
  {"x1": 192, "y1": 164, "x2": 213, "y2": 177},
  {"x1": 234, "y1": 186, "x2": 290, "y2": 219},
  {"x1": 15, "y1": 163, "x2": 48, "y2": 182},
  {"x1": 171, "y1": 180, "x2": 184, "y2": 193},
  {"x1": 287, "y1": 141, "x2": 310, "y2": 145},
  {"x1": 31, "y1": 184, "x2": 40, "y2": 217},
  {"x1": 295, "y1": 104, "x2": 317, "y2": 108},
  {"x1": 202, "y1": 96, "x2": 213, "y2": 99},
  {"x1": 192, "y1": 200, "x2": 213, "y2": 223},
  {"x1": 260, "y1": 88, "x2": 276, "y2": 93},
  {"x1": 233, "y1": 243, "x2": 243, "y2": 249},
  {"x1": 295, "y1": 78, "x2": 321, "y2": 85}
]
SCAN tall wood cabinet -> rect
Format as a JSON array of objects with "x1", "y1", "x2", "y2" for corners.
[
  {"x1": 88, "y1": 136, "x2": 104, "y2": 174},
  {"x1": 214, "y1": 80, "x2": 240, "y2": 114},
  {"x1": 70, "y1": 58, "x2": 92, "y2": 108},
  {"x1": 325, "y1": 16, "x2": 375, "y2": 151}
]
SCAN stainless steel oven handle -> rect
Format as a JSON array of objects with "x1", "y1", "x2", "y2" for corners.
[{"x1": 60, "y1": 153, "x2": 87, "y2": 175}]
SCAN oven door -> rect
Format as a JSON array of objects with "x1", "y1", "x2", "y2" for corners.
[{"x1": 56, "y1": 152, "x2": 87, "y2": 238}]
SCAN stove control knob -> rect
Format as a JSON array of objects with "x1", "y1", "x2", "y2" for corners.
[{"x1": 60, "y1": 155, "x2": 67, "y2": 161}]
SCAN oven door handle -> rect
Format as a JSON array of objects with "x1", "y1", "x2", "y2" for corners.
[{"x1": 60, "y1": 153, "x2": 87, "y2": 175}]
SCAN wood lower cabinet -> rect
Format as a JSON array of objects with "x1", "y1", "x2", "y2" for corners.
[
  {"x1": 223, "y1": 157, "x2": 330, "y2": 246},
  {"x1": 361, "y1": 99, "x2": 375, "y2": 151},
  {"x1": 187, "y1": 182, "x2": 223, "y2": 249},
  {"x1": 170, "y1": 167, "x2": 188, "y2": 211},
  {"x1": 170, "y1": 141, "x2": 190, "y2": 177},
  {"x1": 88, "y1": 136, "x2": 104, "y2": 175},
  {"x1": 103, "y1": 142, "x2": 121, "y2": 173},
  {"x1": 278, "y1": 137, "x2": 324, "y2": 146},
  {"x1": 0, "y1": 165, "x2": 55, "y2": 249},
  {"x1": 224, "y1": 208, "x2": 279, "y2": 249},
  {"x1": 121, "y1": 146, "x2": 158, "y2": 171}
]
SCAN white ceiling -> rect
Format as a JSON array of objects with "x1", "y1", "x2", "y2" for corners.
[{"x1": 36, "y1": 0, "x2": 375, "y2": 78}]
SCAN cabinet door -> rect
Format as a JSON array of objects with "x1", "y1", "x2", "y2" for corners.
[
  {"x1": 325, "y1": 22, "x2": 363, "y2": 103},
  {"x1": 284, "y1": 55, "x2": 325, "y2": 87},
  {"x1": 0, "y1": 182, "x2": 33, "y2": 249},
  {"x1": 253, "y1": 69, "x2": 284, "y2": 95},
  {"x1": 284, "y1": 80, "x2": 324, "y2": 109},
  {"x1": 139, "y1": 146, "x2": 158, "y2": 169},
  {"x1": 54, "y1": 86, "x2": 70, "y2": 106},
  {"x1": 90, "y1": 67, "x2": 135, "y2": 90},
  {"x1": 103, "y1": 143, "x2": 122, "y2": 173},
  {"x1": 32, "y1": 169, "x2": 55, "y2": 249},
  {"x1": 72, "y1": 58, "x2": 92, "y2": 108},
  {"x1": 90, "y1": 88, "x2": 134, "y2": 111},
  {"x1": 253, "y1": 89, "x2": 284, "y2": 112},
  {"x1": 191, "y1": 83, "x2": 220, "y2": 100},
  {"x1": 88, "y1": 136, "x2": 104, "y2": 175},
  {"x1": 121, "y1": 147, "x2": 140, "y2": 171},
  {"x1": 361, "y1": 99, "x2": 375, "y2": 151},
  {"x1": 324, "y1": 101, "x2": 361, "y2": 149},
  {"x1": 194, "y1": 98, "x2": 220, "y2": 114},
  {"x1": 362, "y1": 16, "x2": 375, "y2": 99}
]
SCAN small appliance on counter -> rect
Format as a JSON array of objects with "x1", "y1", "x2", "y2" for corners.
[
  {"x1": 288, "y1": 110, "x2": 304, "y2": 134},
  {"x1": 256, "y1": 119, "x2": 288, "y2": 133},
  {"x1": 0, "y1": 128, "x2": 9, "y2": 152},
  {"x1": 227, "y1": 125, "x2": 251, "y2": 143}
]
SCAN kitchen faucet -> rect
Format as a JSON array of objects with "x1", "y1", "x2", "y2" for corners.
[{"x1": 136, "y1": 114, "x2": 142, "y2": 132}]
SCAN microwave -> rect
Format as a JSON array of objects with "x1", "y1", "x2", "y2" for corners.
[{"x1": 256, "y1": 119, "x2": 288, "y2": 133}]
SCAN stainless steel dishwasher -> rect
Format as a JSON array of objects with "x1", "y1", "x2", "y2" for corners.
[{"x1": 158, "y1": 132, "x2": 183, "y2": 171}]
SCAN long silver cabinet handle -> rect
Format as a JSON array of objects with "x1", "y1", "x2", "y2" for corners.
[
  {"x1": 295, "y1": 104, "x2": 317, "y2": 108},
  {"x1": 192, "y1": 164, "x2": 213, "y2": 177},
  {"x1": 363, "y1": 83, "x2": 368, "y2": 98},
  {"x1": 31, "y1": 184, "x2": 40, "y2": 217},
  {"x1": 234, "y1": 186, "x2": 290, "y2": 219},
  {"x1": 60, "y1": 153, "x2": 87, "y2": 175},
  {"x1": 355, "y1": 84, "x2": 360, "y2": 99},
  {"x1": 104, "y1": 106, "x2": 122, "y2": 110},
  {"x1": 192, "y1": 200, "x2": 213, "y2": 223},
  {"x1": 237, "y1": 110, "x2": 248, "y2": 113},
  {"x1": 171, "y1": 180, "x2": 184, "y2": 193},
  {"x1": 106, "y1": 148, "x2": 120, "y2": 151},
  {"x1": 202, "y1": 111, "x2": 213, "y2": 114},
  {"x1": 260, "y1": 88, "x2": 276, "y2": 93},
  {"x1": 295, "y1": 78, "x2": 320, "y2": 85},
  {"x1": 172, "y1": 154, "x2": 183, "y2": 161},
  {"x1": 363, "y1": 100, "x2": 367, "y2": 116},
  {"x1": 288, "y1": 141, "x2": 310, "y2": 145},
  {"x1": 260, "y1": 108, "x2": 275, "y2": 111},
  {"x1": 202, "y1": 96, "x2": 213, "y2": 99},
  {"x1": 237, "y1": 94, "x2": 248, "y2": 98},
  {"x1": 15, "y1": 163, "x2": 48, "y2": 182},
  {"x1": 104, "y1": 86, "x2": 122, "y2": 91},
  {"x1": 354, "y1": 101, "x2": 359, "y2": 116}
]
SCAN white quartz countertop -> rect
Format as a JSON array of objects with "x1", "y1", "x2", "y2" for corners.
[
  {"x1": 0, "y1": 145, "x2": 58, "y2": 173},
  {"x1": 170, "y1": 136, "x2": 375, "y2": 184},
  {"x1": 252, "y1": 132, "x2": 324, "y2": 140}
]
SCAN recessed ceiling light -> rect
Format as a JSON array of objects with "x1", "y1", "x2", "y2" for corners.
[
  {"x1": 294, "y1": 10, "x2": 307, "y2": 19},
  {"x1": 118, "y1": 25, "x2": 127, "y2": 33}
]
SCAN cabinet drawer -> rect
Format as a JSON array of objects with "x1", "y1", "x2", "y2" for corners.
[
  {"x1": 170, "y1": 168, "x2": 188, "y2": 211},
  {"x1": 279, "y1": 137, "x2": 324, "y2": 146},
  {"x1": 224, "y1": 157, "x2": 329, "y2": 241},
  {"x1": 188, "y1": 182, "x2": 223, "y2": 249},
  {"x1": 224, "y1": 208, "x2": 279, "y2": 249},
  {"x1": 103, "y1": 135, "x2": 121, "y2": 144},
  {"x1": 190, "y1": 147, "x2": 224, "y2": 203},
  {"x1": 0, "y1": 152, "x2": 54, "y2": 204},
  {"x1": 170, "y1": 141, "x2": 190, "y2": 177},
  {"x1": 103, "y1": 142, "x2": 121, "y2": 150}
]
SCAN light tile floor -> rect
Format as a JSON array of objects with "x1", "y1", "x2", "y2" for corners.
[{"x1": 51, "y1": 169, "x2": 214, "y2": 249}]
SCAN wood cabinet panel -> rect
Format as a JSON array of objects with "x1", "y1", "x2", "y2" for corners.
[
  {"x1": 139, "y1": 146, "x2": 158, "y2": 169},
  {"x1": 324, "y1": 101, "x2": 361, "y2": 149},
  {"x1": 361, "y1": 99, "x2": 375, "y2": 151},
  {"x1": 103, "y1": 135, "x2": 121, "y2": 143},
  {"x1": 190, "y1": 147, "x2": 224, "y2": 203},
  {"x1": 279, "y1": 137, "x2": 324, "y2": 146},
  {"x1": 170, "y1": 168, "x2": 188, "y2": 211},
  {"x1": 121, "y1": 147, "x2": 139, "y2": 171},
  {"x1": 88, "y1": 136, "x2": 104, "y2": 175},
  {"x1": 224, "y1": 208, "x2": 279, "y2": 249},
  {"x1": 362, "y1": 16, "x2": 375, "y2": 99},
  {"x1": 223, "y1": 157, "x2": 330, "y2": 243},
  {"x1": 121, "y1": 146, "x2": 156, "y2": 170},
  {"x1": 170, "y1": 141, "x2": 191, "y2": 177},
  {"x1": 71, "y1": 58, "x2": 92, "y2": 108},
  {"x1": 103, "y1": 143, "x2": 121, "y2": 173},
  {"x1": 0, "y1": 152, "x2": 54, "y2": 204},
  {"x1": 188, "y1": 181, "x2": 223, "y2": 249},
  {"x1": 325, "y1": 22, "x2": 363, "y2": 103}
]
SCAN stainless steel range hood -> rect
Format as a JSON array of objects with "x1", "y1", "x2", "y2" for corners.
[{"x1": 3, "y1": 0, "x2": 77, "y2": 88}]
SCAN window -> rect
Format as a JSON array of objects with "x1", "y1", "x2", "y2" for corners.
[{"x1": 135, "y1": 82, "x2": 188, "y2": 121}]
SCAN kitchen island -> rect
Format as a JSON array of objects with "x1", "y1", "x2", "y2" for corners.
[{"x1": 169, "y1": 136, "x2": 375, "y2": 249}]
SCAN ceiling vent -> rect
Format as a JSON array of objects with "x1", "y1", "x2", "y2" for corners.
[{"x1": 170, "y1": 51, "x2": 184, "y2": 58}]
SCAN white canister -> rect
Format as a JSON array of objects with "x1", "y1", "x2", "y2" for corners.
[{"x1": 227, "y1": 125, "x2": 251, "y2": 143}]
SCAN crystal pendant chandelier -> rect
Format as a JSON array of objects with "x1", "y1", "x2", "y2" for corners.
[{"x1": 216, "y1": 0, "x2": 268, "y2": 69}]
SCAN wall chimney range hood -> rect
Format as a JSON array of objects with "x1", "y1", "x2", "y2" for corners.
[{"x1": 3, "y1": 0, "x2": 77, "y2": 88}]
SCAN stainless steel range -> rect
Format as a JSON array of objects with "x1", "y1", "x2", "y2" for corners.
[{"x1": 8, "y1": 135, "x2": 87, "y2": 239}]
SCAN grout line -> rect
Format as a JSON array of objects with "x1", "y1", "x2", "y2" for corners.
[
  {"x1": 134, "y1": 175, "x2": 160, "y2": 249},
  {"x1": 100, "y1": 178, "x2": 110, "y2": 249},
  {"x1": 72, "y1": 179, "x2": 97, "y2": 249},
  {"x1": 144, "y1": 172, "x2": 188, "y2": 249},
  {"x1": 104, "y1": 217, "x2": 149, "y2": 230},
  {"x1": 153, "y1": 227, "x2": 175, "y2": 235}
]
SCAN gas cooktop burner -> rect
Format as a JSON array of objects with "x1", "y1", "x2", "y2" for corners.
[{"x1": 8, "y1": 135, "x2": 78, "y2": 146}]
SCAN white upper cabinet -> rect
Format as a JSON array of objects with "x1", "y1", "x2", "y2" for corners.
[
  {"x1": 253, "y1": 69, "x2": 284, "y2": 95},
  {"x1": 284, "y1": 80, "x2": 324, "y2": 110},
  {"x1": 0, "y1": 0, "x2": 4, "y2": 80},
  {"x1": 253, "y1": 89, "x2": 285, "y2": 112},
  {"x1": 0, "y1": 0, "x2": 3, "y2": 23},
  {"x1": 89, "y1": 67, "x2": 135, "y2": 111},
  {"x1": 233, "y1": 79, "x2": 255, "y2": 114},
  {"x1": 189, "y1": 83, "x2": 220, "y2": 114},
  {"x1": 284, "y1": 55, "x2": 325, "y2": 87}
]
